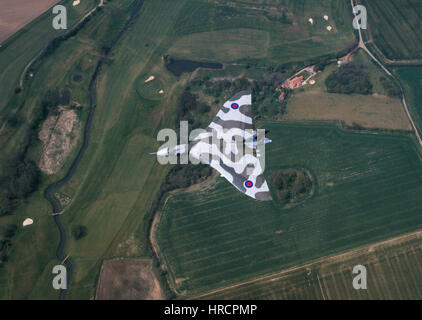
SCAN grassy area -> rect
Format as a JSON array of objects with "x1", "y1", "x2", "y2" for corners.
[
  {"x1": 196, "y1": 229, "x2": 422, "y2": 299},
  {"x1": 0, "y1": 0, "x2": 98, "y2": 111},
  {"x1": 156, "y1": 122, "x2": 422, "y2": 296},
  {"x1": 168, "y1": 0, "x2": 355, "y2": 64},
  {"x1": 55, "y1": 0, "x2": 191, "y2": 299},
  {"x1": 360, "y1": 0, "x2": 422, "y2": 60}
]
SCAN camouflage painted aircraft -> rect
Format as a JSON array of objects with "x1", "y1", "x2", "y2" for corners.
[{"x1": 155, "y1": 91, "x2": 273, "y2": 201}]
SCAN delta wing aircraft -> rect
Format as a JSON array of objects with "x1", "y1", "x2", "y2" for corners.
[{"x1": 154, "y1": 91, "x2": 273, "y2": 201}]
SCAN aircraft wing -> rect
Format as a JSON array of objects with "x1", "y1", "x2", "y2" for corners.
[{"x1": 189, "y1": 91, "x2": 272, "y2": 201}]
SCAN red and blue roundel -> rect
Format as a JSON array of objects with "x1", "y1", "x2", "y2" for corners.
[
  {"x1": 244, "y1": 180, "x2": 254, "y2": 189},
  {"x1": 231, "y1": 103, "x2": 239, "y2": 110}
]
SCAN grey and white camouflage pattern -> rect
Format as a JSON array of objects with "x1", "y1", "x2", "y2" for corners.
[{"x1": 189, "y1": 90, "x2": 272, "y2": 201}]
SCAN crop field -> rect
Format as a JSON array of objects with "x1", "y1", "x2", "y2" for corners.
[
  {"x1": 168, "y1": 0, "x2": 355, "y2": 64},
  {"x1": 196, "y1": 230, "x2": 422, "y2": 300},
  {"x1": 360, "y1": 0, "x2": 422, "y2": 60},
  {"x1": 156, "y1": 122, "x2": 422, "y2": 296}
]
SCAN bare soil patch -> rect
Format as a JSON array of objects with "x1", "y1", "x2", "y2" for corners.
[
  {"x1": 38, "y1": 107, "x2": 80, "y2": 175},
  {"x1": 95, "y1": 258, "x2": 164, "y2": 300}
]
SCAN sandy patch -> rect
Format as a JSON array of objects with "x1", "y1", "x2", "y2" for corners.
[
  {"x1": 144, "y1": 76, "x2": 155, "y2": 83},
  {"x1": 72, "y1": 0, "x2": 81, "y2": 6},
  {"x1": 326, "y1": 25, "x2": 332, "y2": 31},
  {"x1": 22, "y1": 218, "x2": 33, "y2": 227},
  {"x1": 323, "y1": 15, "x2": 329, "y2": 21},
  {"x1": 308, "y1": 18, "x2": 314, "y2": 25}
]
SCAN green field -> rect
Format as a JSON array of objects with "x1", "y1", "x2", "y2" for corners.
[
  {"x1": 361, "y1": 0, "x2": 422, "y2": 60},
  {"x1": 156, "y1": 122, "x2": 422, "y2": 296},
  {"x1": 0, "y1": 0, "x2": 152, "y2": 299}
]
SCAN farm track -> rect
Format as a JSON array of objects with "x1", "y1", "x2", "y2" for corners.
[{"x1": 43, "y1": 0, "x2": 145, "y2": 300}]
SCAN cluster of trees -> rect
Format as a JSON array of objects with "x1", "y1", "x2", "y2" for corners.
[
  {"x1": 190, "y1": 76, "x2": 252, "y2": 98},
  {"x1": 163, "y1": 164, "x2": 212, "y2": 192},
  {"x1": 272, "y1": 169, "x2": 312, "y2": 203},
  {"x1": 325, "y1": 63, "x2": 373, "y2": 95},
  {"x1": 379, "y1": 76, "x2": 401, "y2": 97},
  {"x1": 0, "y1": 155, "x2": 40, "y2": 217},
  {"x1": 40, "y1": 88, "x2": 70, "y2": 116},
  {"x1": 0, "y1": 224, "x2": 17, "y2": 267},
  {"x1": 189, "y1": 74, "x2": 290, "y2": 120},
  {"x1": 174, "y1": 90, "x2": 211, "y2": 129}
]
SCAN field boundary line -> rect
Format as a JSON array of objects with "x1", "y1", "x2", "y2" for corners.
[{"x1": 317, "y1": 274, "x2": 326, "y2": 300}]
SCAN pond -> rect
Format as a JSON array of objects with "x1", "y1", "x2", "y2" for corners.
[{"x1": 165, "y1": 58, "x2": 223, "y2": 76}]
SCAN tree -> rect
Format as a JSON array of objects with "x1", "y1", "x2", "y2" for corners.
[
  {"x1": 325, "y1": 63, "x2": 373, "y2": 95},
  {"x1": 72, "y1": 225, "x2": 88, "y2": 240},
  {"x1": 0, "y1": 191, "x2": 12, "y2": 216},
  {"x1": 2, "y1": 224, "x2": 17, "y2": 239}
]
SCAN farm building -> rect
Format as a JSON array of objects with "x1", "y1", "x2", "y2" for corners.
[{"x1": 282, "y1": 76, "x2": 304, "y2": 89}]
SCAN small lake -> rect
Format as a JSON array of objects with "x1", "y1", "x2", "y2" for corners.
[{"x1": 166, "y1": 58, "x2": 223, "y2": 76}]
